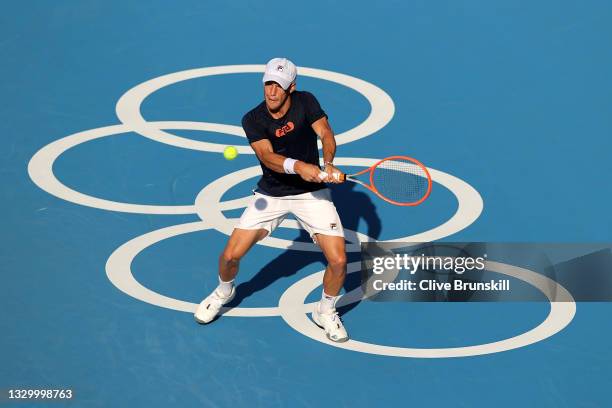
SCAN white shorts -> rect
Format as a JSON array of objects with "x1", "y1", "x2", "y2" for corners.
[{"x1": 235, "y1": 188, "x2": 344, "y2": 241}]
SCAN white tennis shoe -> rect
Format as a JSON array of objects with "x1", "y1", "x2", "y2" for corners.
[
  {"x1": 194, "y1": 287, "x2": 236, "y2": 324},
  {"x1": 312, "y1": 302, "x2": 349, "y2": 343}
]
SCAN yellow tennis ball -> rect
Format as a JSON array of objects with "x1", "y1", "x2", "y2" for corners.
[{"x1": 223, "y1": 146, "x2": 238, "y2": 160}]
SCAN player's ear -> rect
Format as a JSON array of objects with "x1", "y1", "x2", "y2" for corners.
[{"x1": 288, "y1": 82, "x2": 296, "y2": 93}]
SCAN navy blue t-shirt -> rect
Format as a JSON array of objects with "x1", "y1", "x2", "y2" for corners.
[{"x1": 241, "y1": 91, "x2": 327, "y2": 197}]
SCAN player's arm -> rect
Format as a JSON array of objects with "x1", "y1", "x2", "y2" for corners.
[
  {"x1": 312, "y1": 116, "x2": 343, "y2": 183},
  {"x1": 250, "y1": 139, "x2": 323, "y2": 182}
]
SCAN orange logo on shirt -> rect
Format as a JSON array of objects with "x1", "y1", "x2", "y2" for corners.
[{"x1": 275, "y1": 121, "x2": 295, "y2": 137}]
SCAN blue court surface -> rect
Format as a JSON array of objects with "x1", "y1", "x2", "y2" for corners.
[{"x1": 2, "y1": 1, "x2": 612, "y2": 407}]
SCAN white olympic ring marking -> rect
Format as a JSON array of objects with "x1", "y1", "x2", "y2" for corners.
[
  {"x1": 27, "y1": 122, "x2": 223, "y2": 214},
  {"x1": 194, "y1": 159, "x2": 484, "y2": 252},
  {"x1": 115, "y1": 65, "x2": 395, "y2": 153},
  {"x1": 279, "y1": 261, "x2": 576, "y2": 358}
]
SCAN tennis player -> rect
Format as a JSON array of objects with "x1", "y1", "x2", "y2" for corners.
[{"x1": 195, "y1": 57, "x2": 349, "y2": 342}]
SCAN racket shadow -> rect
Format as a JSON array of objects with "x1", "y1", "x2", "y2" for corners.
[{"x1": 228, "y1": 182, "x2": 382, "y2": 316}]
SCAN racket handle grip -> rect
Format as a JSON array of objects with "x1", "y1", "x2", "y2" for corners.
[{"x1": 318, "y1": 171, "x2": 341, "y2": 181}]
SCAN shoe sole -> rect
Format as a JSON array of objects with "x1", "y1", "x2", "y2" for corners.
[{"x1": 194, "y1": 315, "x2": 213, "y2": 325}]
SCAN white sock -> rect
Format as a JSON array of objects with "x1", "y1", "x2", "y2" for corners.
[
  {"x1": 319, "y1": 290, "x2": 338, "y2": 313},
  {"x1": 217, "y1": 277, "x2": 234, "y2": 297}
]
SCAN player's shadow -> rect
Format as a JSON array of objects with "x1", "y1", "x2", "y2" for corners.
[{"x1": 229, "y1": 182, "x2": 381, "y2": 317}]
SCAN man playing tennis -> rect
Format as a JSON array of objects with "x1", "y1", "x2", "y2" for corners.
[{"x1": 195, "y1": 57, "x2": 349, "y2": 342}]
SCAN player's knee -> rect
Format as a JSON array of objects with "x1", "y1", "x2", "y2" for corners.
[
  {"x1": 328, "y1": 253, "x2": 347, "y2": 271},
  {"x1": 220, "y1": 249, "x2": 241, "y2": 265}
]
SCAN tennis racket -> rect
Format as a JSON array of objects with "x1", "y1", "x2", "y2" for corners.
[{"x1": 319, "y1": 156, "x2": 432, "y2": 206}]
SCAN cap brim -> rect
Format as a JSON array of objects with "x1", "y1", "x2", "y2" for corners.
[{"x1": 262, "y1": 73, "x2": 292, "y2": 90}]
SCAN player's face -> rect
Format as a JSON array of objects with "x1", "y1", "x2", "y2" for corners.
[{"x1": 264, "y1": 81, "x2": 290, "y2": 112}]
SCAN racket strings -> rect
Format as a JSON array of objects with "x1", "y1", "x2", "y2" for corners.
[{"x1": 371, "y1": 159, "x2": 430, "y2": 204}]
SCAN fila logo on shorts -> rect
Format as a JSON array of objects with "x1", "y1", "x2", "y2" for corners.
[{"x1": 275, "y1": 121, "x2": 295, "y2": 137}]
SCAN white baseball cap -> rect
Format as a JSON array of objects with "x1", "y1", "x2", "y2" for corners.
[{"x1": 262, "y1": 57, "x2": 297, "y2": 90}]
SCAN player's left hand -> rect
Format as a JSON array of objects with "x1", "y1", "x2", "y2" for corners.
[{"x1": 324, "y1": 164, "x2": 344, "y2": 183}]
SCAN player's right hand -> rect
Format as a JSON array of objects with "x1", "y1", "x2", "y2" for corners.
[
  {"x1": 295, "y1": 162, "x2": 325, "y2": 183},
  {"x1": 323, "y1": 164, "x2": 344, "y2": 184}
]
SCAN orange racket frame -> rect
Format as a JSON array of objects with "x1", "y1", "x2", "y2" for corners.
[{"x1": 321, "y1": 156, "x2": 432, "y2": 206}]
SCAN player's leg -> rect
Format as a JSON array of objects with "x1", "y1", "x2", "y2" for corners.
[
  {"x1": 195, "y1": 228, "x2": 267, "y2": 324},
  {"x1": 219, "y1": 227, "x2": 269, "y2": 283},
  {"x1": 311, "y1": 233, "x2": 349, "y2": 342},
  {"x1": 290, "y1": 189, "x2": 349, "y2": 342},
  {"x1": 195, "y1": 192, "x2": 288, "y2": 324},
  {"x1": 316, "y1": 234, "x2": 347, "y2": 298}
]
